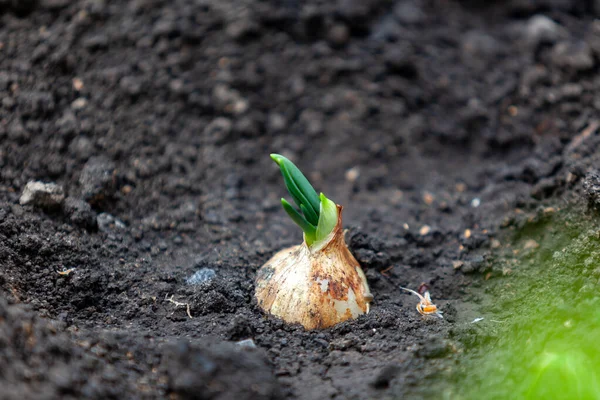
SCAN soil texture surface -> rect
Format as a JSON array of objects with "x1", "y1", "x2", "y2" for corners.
[{"x1": 1, "y1": 0, "x2": 600, "y2": 399}]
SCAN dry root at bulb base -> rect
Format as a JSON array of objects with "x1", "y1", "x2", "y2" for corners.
[{"x1": 255, "y1": 205, "x2": 373, "y2": 330}]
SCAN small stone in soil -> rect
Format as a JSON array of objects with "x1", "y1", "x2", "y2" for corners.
[
  {"x1": 62, "y1": 197, "x2": 98, "y2": 230},
  {"x1": 71, "y1": 98, "x2": 87, "y2": 110},
  {"x1": 186, "y1": 268, "x2": 217, "y2": 285},
  {"x1": 525, "y1": 15, "x2": 565, "y2": 46},
  {"x1": 19, "y1": 181, "x2": 65, "y2": 210},
  {"x1": 345, "y1": 167, "x2": 360, "y2": 182},
  {"x1": 79, "y1": 156, "x2": 117, "y2": 203},
  {"x1": 235, "y1": 339, "x2": 257, "y2": 349},
  {"x1": 97, "y1": 213, "x2": 126, "y2": 232}
]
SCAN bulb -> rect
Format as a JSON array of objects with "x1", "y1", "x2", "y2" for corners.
[{"x1": 255, "y1": 205, "x2": 373, "y2": 330}]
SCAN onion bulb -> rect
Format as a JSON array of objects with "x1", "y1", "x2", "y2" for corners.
[{"x1": 255, "y1": 154, "x2": 372, "y2": 330}]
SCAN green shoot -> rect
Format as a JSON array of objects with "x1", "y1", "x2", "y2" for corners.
[
  {"x1": 271, "y1": 154, "x2": 338, "y2": 246},
  {"x1": 316, "y1": 193, "x2": 337, "y2": 243}
]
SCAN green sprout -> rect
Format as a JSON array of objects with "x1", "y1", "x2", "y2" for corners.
[{"x1": 271, "y1": 154, "x2": 338, "y2": 247}]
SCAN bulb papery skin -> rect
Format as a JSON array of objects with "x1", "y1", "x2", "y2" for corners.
[{"x1": 255, "y1": 205, "x2": 373, "y2": 330}]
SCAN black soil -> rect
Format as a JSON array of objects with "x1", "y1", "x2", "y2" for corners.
[{"x1": 1, "y1": 0, "x2": 600, "y2": 399}]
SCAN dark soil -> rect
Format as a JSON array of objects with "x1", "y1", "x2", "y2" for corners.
[{"x1": 1, "y1": 0, "x2": 600, "y2": 399}]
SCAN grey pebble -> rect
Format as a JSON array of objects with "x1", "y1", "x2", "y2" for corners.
[
  {"x1": 62, "y1": 197, "x2": 97, "y2": 230},
  {"x1": 19, "y1": 181, "x2": 65, "y2": 209},
  {"x1": 525, "y1": 15, "x2": 565, "y2": 46},
  {"x1": 186, "y1": 268, "x2": 217, "y2": 285},
  {"x1": 235, "y1": 339, "x2": 257, "y2": 349},
  {"x1": 97, "y1": 212, "x2": 126, "y2": 232}
]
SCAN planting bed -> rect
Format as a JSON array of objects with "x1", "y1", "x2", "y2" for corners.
[{"x1": 1, "y1": 0, "x2": 600, "y2": 398}]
